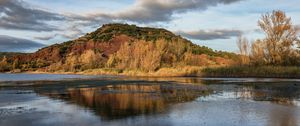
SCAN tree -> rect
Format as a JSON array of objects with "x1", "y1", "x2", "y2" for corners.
[
  {"x1": 237, "y1": 36, "x2": 250, "y2": 65},
  {"x1": 0, "y1": 56, "x2": 8, "y2": 72},
  {"x1": 258, "y1": 10, "x2": 299, "y2": 65},
  {"x1": 113, "y1": 40, "x2": 166, "y2": 72},
  {"x1": 80, "y1": 50, "x2": 101, "y2": 69},
  {"x1": 65, "y1": 54, "x2": 80, "y2": 72},
  {"x1": 106, "y1": 54, "x2": 117, "y2": 68},
  {"x1": 12, "y1": 58, "x2": 20, "y2": 70},
  {"x1": 250, "y1": 39, "x2": 266, "y2": 66}
]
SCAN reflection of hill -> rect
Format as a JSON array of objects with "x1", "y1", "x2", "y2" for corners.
[
  {"x1": 118, "y1": 77, "x2": 206, "y2": 85},
  {"x1": 41, "y1": 84, "x2": 210, "y2": 120}
]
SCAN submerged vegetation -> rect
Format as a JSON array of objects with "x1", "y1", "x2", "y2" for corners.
[{"x1": 0, "y1": 10, "x2": 299, "y2": 78}]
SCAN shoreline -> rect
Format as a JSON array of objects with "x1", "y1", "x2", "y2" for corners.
[
  {"x1": 1, "y1": 71, "x2": 300, "y2": 85},
  {"x1": 2, "y1": 66, "x2": 300, "y2": 79},
  {"x1": 21, "y1": 71, "x2": 300, "y2": 79}
]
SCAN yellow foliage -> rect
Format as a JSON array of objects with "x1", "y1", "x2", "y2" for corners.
[
  {"x1": 115, "y1": 40, "x2": 165, "y2": 71},
  {"x1": 80, "y1": 49, "x2": 102, "y2": 69},
  {"x1": 256, "y1": 10, "x2": 299, "y2": 65},
  {"x1": 0, "y1": 56, "x2": 8, "y2": 72},
  {"x1": 65, "y1": 53, "x2": 80, "y2": 72}
]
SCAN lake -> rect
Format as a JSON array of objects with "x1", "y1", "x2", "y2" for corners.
[{"x1": 0, "y1": 74, "x2": 300, "y2": 126}]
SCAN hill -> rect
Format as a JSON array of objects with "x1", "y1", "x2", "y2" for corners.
[{"x1": 1, "y1": 23, "x2": 238, "y2": 73}]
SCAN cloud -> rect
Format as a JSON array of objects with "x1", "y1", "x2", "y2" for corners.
[
  {"x1": 112, "y1": 0, "x2": 243, "y2": 23},
  {"x1": 0, "y1": 0, "x2": 64, "y2": 31},
  {"x1": 34, "y1": 35, "x2": 57, "y2": 41},
  {"x1": 178, "y1": 29, "x2": 242, "y2": 40},
  {"x1": 0, "y1": 0, "x2": 245, "y2": 41},
  {"x1": 0, "y1": 35, "x2": 45, "y2": 52},
  {"x1": 60, "y1": 25, "x2": 85, "y2": 39},
  {"x1": 69, "y1": 0, "x2": 244, "y2": 25},
  {"x1": 0, "y1": 0, "x2": 245, "y2": 32},
  {"x1": 34, "y1": 25, "x2": 85, "y2": 40}
]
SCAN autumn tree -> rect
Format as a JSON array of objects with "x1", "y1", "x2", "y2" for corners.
[
  {"x1": 80, "y1": 50, "x2": 102, "y2": 69},
  {"x1": 0, "y1": 56, "x2": 9, "y2": 72},
  {"x1": 258, "y1": 10, "x2": 299, "y2": 65},
  {"x1": 65, "y1": 53, "x2": 80, "y2": 72},
  {"x1": 106, "y1": 54, "x2": 117, "y2": 68},
  {"x1": 114, "y1": 40, "x2": 162, "y2": 71},
  {"x1": 47, "y1": 61, "x2": 64, "y2": 72},
  {"x1": 114, "y1": 41, "x2": 131, "y2": 69},
  {"x1": 250, "y1": 39, "x2": 266, "y2": 65},
  {"x1": 12, "y1": 58, "x2": 20, "y2": 70},
  {"x1": 140, "y1": 41, "x2": 164, "y2": 71},
  {"x1": 113, "y1": 39, "x2": 169, "y2": 72},
  {"x1": 237, "y1": 36, "x2": 250, "y2": 65}
]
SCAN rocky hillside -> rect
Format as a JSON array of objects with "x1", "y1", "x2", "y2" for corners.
[{"x1": 3, "y1": 23, "x2": 237, "y2": 72}]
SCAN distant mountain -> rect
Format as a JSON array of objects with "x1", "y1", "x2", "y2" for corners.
[{"x1": 2, "y1": 23, "x2": 237, "y2": 72}]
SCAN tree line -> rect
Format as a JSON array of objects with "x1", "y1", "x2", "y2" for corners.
[{"x1": 237, "y1": 10, "x2": 300, "y2": 66}]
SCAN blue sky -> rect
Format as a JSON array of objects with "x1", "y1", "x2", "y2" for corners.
[{"x1": 0, "y1": 0, "x2": 300, "y2": 52}]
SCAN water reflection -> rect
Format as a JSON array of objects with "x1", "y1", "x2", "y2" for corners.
[
  {"x1": 197, "y1": 82, "x2": 300, "y2": 126},
  {"x1": 267, "y1": 106, "x2": 299, "y2": 126},
  {"x1": 1, "y1": 77, "x2": 300, "y2": 126},
  {"x1": 39, "y1": 84, "x2": 210, "y2": 120},
  {"x1": 229, "y1": 84, "x2": 300, "y2": 106}
]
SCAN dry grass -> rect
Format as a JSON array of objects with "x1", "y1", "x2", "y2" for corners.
[
  {"x1": 30, "y1": 65, "x2": 300, "y2": 79},
  {"x1": 79, "y1": 66, "x2": 204, "y2": 77}
]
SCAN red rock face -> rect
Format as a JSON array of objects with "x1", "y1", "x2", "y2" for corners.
[
  {"x1": 99, "y1": 35, "x2": 130, "y2": 56},
  {"x1": 34, "y1": 46, "x2": 62, "y2": 62},
  {"x1": 67, "y1": 35, "x2": 130, "y2": 56},
  {"x1": 14, "y1": 35, "x2": 130, "y2": 64},
  {"x1": 13, "y1": 45, "x2": 61, "y2": 63}
]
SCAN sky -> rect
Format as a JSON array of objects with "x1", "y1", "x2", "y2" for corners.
[{"x1": 0, "y1": 0, "x2": 300, "y2": 52}]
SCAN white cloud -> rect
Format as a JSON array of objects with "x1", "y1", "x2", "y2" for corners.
[{"x1": 178, "y1": 29, "x2": 242, "y2": 40}]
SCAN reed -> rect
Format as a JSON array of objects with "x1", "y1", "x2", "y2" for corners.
[{"x1": 202, "y1": 66, "x2": 300, "y2": 78}]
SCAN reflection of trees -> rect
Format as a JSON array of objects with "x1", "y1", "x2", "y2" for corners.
[
  {"x1": 40, "y1": 84, "x2": 210, "y2": 120},
  {"x1": 119, "y1": 77, "x2": 205, "y2": 85},
  {"x1": 233, "y1": 83, "x2": 300, "y2": 126},
  {"x1": 233, "y1": 83, "x2": 300, "y2": 106}
]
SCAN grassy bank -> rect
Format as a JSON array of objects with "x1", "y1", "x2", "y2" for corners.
[
  {"x1": 74, "y1": 66, "x2": 300, "y2": 78},
  {"x1": 78, "y1": 66, "x2": 204, "y2": 77},
  {"x1": 27, "y1": 66, "x2": 300, "y2": 78}
]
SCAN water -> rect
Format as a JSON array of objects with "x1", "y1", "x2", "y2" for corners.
[
  {"x1": 0, "y1": 73, "x2": 108, "y2": 81},
  {"x1": 0, "y1": 74, "x2": 299, "y2": 126}
]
